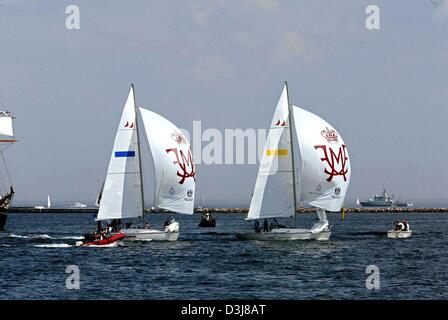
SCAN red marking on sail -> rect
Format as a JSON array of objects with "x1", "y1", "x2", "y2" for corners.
[
  {"x1": 124, "y1": 121, "x2": 129, "y2": 128},
  {"x1": 275, "y1": 120, "x2": 280, "y2": 126},
  {"x1": 314, "y1": 145, "x2": 349, "y2": 182},
  {"x1": 130, "y1": 122, "x2": 134, "y2": 128},
  {"x1": 281, "y1": 120, "x2": 286, "y2": 127},
  {"x1": 165, "y1": 148, "x2": 196, "y2": 185}
]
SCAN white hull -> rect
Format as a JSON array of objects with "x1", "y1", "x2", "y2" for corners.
[
  {"x1": 387, "y1": 230, "x2": 412, "y2": 239},
  {"x1": 236, "y1": 228, "x2": 331, "y2": 241},
  {"x1": 120, "y1": 228, "x2": 179, "y2": 241}
]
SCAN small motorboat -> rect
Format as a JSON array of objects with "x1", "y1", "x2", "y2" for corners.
[
  {"x1": 198, "y1": 213, "x2": 216, "y2": 228},
  {"x1": 387, "y1": 219, "x2": 412, "y2": 239},
  {"x1": 387, "y1": 230, "x2": 412, "y2": 239},
  {"x1": 76, "y1": 233, "x2": 125, "y2": 247}
]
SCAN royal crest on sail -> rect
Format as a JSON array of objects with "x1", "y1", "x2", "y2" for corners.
[
  {"x1": 165, "y1": 148, "x2": 196, "y2": 185},
  {"x1": 171, "y1": 130, "x2": 187, "y2": 144},
  {"x1": 314, "y1": 144, "x2": 349, "y2": 182},
  {"x1": 321, "y1": 127, "x2": 338, "y2": 143}
]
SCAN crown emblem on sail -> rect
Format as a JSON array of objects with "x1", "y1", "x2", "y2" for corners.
[
  {"x1": 321, "y1": 127, "x2": 338, "y2": 144},
  {"x1": 187, "y1": 189, "x2": 193, "y2": 198},
  {"x1": 171, "y1": 131, "x2": 186, "y2": 145},
  {"x1": 124, "y1": 121, "x2": 134, "y2": 128},
  {"x1": 335, "y1": 187, "x2": 341, "y2": 195}
]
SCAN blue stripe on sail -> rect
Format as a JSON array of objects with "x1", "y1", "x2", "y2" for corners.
[{"x1": 115, "y1": 151, "x2": 136, "y2": 158}]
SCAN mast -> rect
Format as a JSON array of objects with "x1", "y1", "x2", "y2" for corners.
[
  {"x1": 132, "y1": 84, "x2": 146, "y2": 223},
  {"x1": 285, "y1": 81, "x2": 298, "y2": 228}
]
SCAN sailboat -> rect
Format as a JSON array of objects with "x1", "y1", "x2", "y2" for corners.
[
  {"x1": 34, "y1": 195, "x2": 51, "y2": 210},
  {"x1": 236, "y1": 82, "x2": 351, "y2": 241},
  {"x1": 0, "y1": 111, "x2": 17, "y2": 230},
  {"x1": 93, "y1": 84, "x2": 196, "y2": 241}
]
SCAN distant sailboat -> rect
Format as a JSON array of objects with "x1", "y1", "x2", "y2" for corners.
[
  {"x1": 34, "y1": 194, "x2": 51, "y2": 210},
  {"x1": 0, "y1": 111, "x2": 17, "y2": 230},
  {"x1": 93, "y1": 84, "x2": 196, "y2": 241},
  {"x1": 236, "y1": 82, "x2": 351, "y2": 241}
]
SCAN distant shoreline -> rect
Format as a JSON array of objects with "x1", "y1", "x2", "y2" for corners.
[{"x1": 6, "y1": 207, "x2": 448, "y2": 214}]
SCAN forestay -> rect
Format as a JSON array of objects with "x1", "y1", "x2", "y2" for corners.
[{"x1": 292, "y1": 106, "x2": 350, "y2": 212}]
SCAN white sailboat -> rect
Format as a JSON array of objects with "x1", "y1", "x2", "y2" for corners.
[
  {"x1": 236, "y1": 82, "x2": 351, "y2": 241},
  {"x1": 95, "y1": 84, "x2": 196, "y2": 241},
  {"x1": 34, "y1": 194, "x2": 51, "y2": 210},
  {"x1": 0, "y1": 111, "x2": 17, "y2": 229}
]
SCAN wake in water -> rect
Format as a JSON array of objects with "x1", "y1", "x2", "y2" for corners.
[
  {"x1": 9, "y1": 233, "x2": 84, "y2": 240},
  {"x1": 33, "y1": 243, "x2": 72, "y2": 248}
]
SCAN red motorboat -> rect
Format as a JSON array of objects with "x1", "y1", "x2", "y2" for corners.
[{"x1": 77, "y1": 233, "x2": 125, "y2": 247}]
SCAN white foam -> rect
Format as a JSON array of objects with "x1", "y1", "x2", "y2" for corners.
[
  {"x1": 10, "y1": 233, "x2": 53, "y2": 239},
  {"x1": 33, "y1": 243, "x2": 72, "y2": 248}
]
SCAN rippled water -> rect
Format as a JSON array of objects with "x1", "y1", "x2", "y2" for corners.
[{"x1": 0, "y1": 212, "x2": 447, "y2": 299}]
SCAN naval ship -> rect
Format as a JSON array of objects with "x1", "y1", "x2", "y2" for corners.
[{"x1": 357, "y1": 188, "x2": 413, "y2": 207}]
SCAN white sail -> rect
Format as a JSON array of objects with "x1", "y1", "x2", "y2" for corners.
[
  {"x1": 47, "y1": 195, "x2": 51, "y2": 208},
  {"x1": 139, "y1": 107, "x2": 195, "y2": 214},
  {"x1": 96, "y1": 87, "x2": 143, "y2": 221},
  {"x1": 292, "y1": 106, "x2": 350, "y2": 212},
  {"x1": 246, "y1": 85, "x2": 295, "y2": 220},
  {"x1": 0, "y1": 112, "x2": 14, "y2": 138}
]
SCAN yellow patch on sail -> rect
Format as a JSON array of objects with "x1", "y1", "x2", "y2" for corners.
[{"x1": 266, "y1": 149, "x2": 288, "y2": 156}]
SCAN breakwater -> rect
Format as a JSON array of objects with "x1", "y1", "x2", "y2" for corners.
[{"x1": 7, "y1": 206, "x2": 448, "y2": 214}]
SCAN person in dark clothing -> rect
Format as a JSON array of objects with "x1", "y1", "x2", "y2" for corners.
[
  {"x1": 254, "y1": 220, "x2": 261, "y2": 233},
  {"x1": 263, "y1": 219, "x2": 269, "y2": 232}
]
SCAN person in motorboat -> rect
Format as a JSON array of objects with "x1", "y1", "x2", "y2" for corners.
[
  {"x1": 394, "y1": 220, "x2": 405, "y2": 231},
  {"x1": 402, "y1": 219, "x2": 410, "y2": 231}
]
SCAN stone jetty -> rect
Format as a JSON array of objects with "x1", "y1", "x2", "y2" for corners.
[{"x1": 7, "y1": 206, "x2": 448, "y2": 214}]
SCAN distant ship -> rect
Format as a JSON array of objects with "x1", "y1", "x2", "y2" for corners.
[
  {"x1": 357, "y1": 189, "x2": 413, "y2": 207},
  {"x1": 72, "y1": 202, "x2": 87, "y2": 208}
]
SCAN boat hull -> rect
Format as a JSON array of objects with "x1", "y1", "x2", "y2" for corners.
[
  {"x1": 119, "y1": 228, "x2": 180, "y2": 241},
  {"x1": 236, "y1": 228, "x2": 331, "y2": 241},
  {"x1": 387, "y1": 230, "x2": 412, "y2": 239},
  {"x1": 0, "y1": 209, "x2": 7, "y2": 230},
  {"x1": 77, "y1": 233, "x2": 125, "y2": 246},
  {"x1": 198, "y1": 219, "x2": 216, "y2": 228}
]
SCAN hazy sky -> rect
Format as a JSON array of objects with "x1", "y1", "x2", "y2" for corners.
[{"x1": 0, "y1": 0, "x2": 447, "y2": 205}]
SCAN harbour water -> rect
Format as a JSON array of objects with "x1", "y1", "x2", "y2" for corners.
[{"x1": 0, "y1": 212, "x2": 447, "y2": 299}]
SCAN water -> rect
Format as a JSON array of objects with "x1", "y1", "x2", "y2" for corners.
[{"x1": 0, "y1": 212, "x2": 447, "y2": 299}]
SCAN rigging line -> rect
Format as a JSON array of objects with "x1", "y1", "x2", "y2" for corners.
[{"x1": 0, "y1": 148, "x2": 12, "y2": 187}]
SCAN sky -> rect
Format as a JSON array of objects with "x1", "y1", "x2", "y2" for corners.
[{"x1": 0, "y1": 0, "x2": 447, "y2": 206}]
